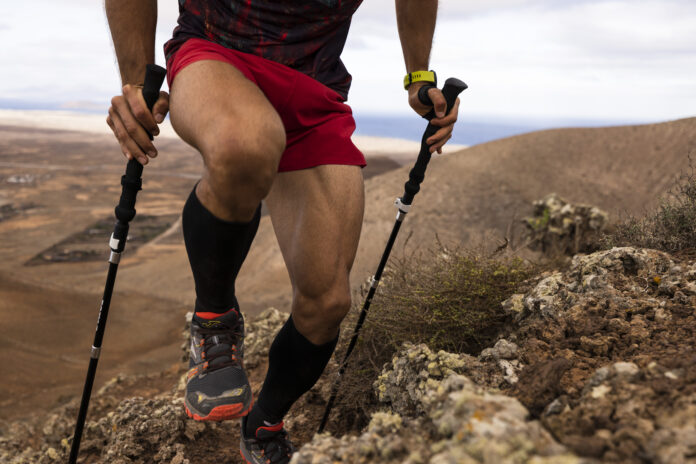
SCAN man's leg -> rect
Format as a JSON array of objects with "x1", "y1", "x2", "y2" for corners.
[
  {"x1": 244, "y1": 164, "x2": 364, "y2": 433},
  {"x1": 170, "y1": 59, "x2": 285, "y2": 223},
  {"x1": 169, "y1": 59, "x2": 286, "y2": 420}
]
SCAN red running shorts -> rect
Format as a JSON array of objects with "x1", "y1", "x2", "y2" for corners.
[{"x1": 166, "y1": 38, "x2": 366, "y2": 172}]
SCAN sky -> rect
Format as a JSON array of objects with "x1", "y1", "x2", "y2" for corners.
[{"x1": 0, "y1": 0, "x2": 695, "y2": 124}]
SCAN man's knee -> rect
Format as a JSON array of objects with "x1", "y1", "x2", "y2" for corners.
[
  {"x1": 200, "y1": 116, "x2": 286, "y2": 217},
  {"x1": 292, "y1": 279, "x2": 352, "y2": 345}
]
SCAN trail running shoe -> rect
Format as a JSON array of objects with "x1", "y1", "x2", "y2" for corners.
[
  {"x1": 184, "y1": 307, "x2": 252, "y2": 421},
  {"x1": 240, "y1": 416, "x2": 295, "y2": 464}
]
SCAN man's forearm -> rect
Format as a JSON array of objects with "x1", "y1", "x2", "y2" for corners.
[
  {"x1": 395, "y1": 0, "x2": 438, "y2": 72},
  {"x1": 105, "y1": 0, "x2": 157, "y2": 85}
]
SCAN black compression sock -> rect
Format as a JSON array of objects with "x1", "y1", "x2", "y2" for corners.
[
  {"x1": 182, "y1": 186, "x2": 261, "y2": 314},
  {"x1": 245, "y1": 317, "x2": 338, "y2": 435},
  {"x1": 245, "y1": 316, "x2": 338, "y2": 436}
]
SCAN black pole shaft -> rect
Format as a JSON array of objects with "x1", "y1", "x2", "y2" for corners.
[
  {"x1": 68, "y1": 64, "x2": 166, "y2": 464},
  {"x1": 318, "y1": 219, "x2": 402, "y2": 432},
  {"x1": 68, "y1": 262, "x2": 119, "y2": 463},
  {"x1": 317, "y1": 78, "x2": 467, "y2": 435}
]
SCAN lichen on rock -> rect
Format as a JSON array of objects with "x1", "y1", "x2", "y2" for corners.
[
  {"x1": 242, "y1": 307, "x2": 287, "y2": 369},
  {"x1": 523, "y1": 193, "x2": 608, "y2": 256},
  {"x1": 296, "y1": 344, "x2": 588, "y2": 464}
]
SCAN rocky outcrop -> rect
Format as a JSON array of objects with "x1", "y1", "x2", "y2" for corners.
[
  {"x1": 2, "y1": 247, "x2": 695, "y2": 464},
  {"x1": 502, "y1": 247, "x2": 696, "y2": 462},
  {"x1": 297, "y1": 247, "x2": 696, "y2": 463},
  {"x1": 524, "y1": 194, "x2": 608, "y2": 255},
  {"x1": 294, "y1": 344, "x2": 588, "y2": 464},
  {"x1": 241, "y1": 307, "x2": 287, "y2": 369},
  {"x1": 0, "y1": 383, "x2": 202, "y2": 464},
  {"x1": 0, "y1": 308, "x2": 288, "y2": 464}
]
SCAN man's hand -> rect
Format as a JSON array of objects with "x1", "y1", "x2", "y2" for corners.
[
  {"x1": 408, "y1": 82, "x2": 459, "y2": 154},
  {"x1": 106, "y1": 84, "x2": 169, "y2": 165}
]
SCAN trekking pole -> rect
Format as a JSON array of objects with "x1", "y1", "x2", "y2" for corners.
[
  {"x1": 317, "y1": 77, "x2": 468, "y2": 434},
  {"x1": 68, "y1": 64, "x2": 166, "y2": 464}
]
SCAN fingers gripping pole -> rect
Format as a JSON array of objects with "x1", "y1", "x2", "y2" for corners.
[
  {"x1": 317, "y1": 78, "x2": 467, "y2": 435},
  {"x1": 401, "y1": 78, "x2": 468, "y2": 207},
  {"x1": 69, "y1": 64, "x2": 166, "y2": 464},
  {"x1": 111, "y1": 64, "x2": 167, "y2": 255}
]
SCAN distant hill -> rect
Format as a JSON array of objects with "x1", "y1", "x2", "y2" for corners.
[{"x1": 348, "y1": 117, "x2": 696, "y2": 299}]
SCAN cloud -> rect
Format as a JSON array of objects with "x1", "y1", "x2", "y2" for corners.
[
  {"x1": 356, "y1": 0, "x2": 541, "y2": 19},
  {"x1": 344, "y1": 0, "x2": 696, "y2": 120},
  {"x1": 2, "y1": 1, "x2": 695, "y2": 123}
]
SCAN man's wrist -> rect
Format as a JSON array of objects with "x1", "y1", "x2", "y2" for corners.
[{"x1": 403, "y1": 70, "x2": 437, "y2": 90}]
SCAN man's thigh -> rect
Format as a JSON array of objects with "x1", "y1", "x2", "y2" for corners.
[
  {"x1": 168, "y1": 58, "x2": 284, "y2": 165},
  {"x1": 265, "y1": 165, "x2": 365, "y2": 301}
]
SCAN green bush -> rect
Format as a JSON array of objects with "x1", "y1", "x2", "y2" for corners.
[
  {"x1": 328, "y1": 246, "x2": 534, "y2": 432},
  {"x1": 603, "y1": 164, "x2": 696, "y2": 253}
]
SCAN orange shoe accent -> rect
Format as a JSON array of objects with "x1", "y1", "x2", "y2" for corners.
[
  {"x1": 185, "y1": 397, "x2": 253, "y2": 422},
  {"x1": 195, "y1": 307, "x2": 239, "y2": 320}
]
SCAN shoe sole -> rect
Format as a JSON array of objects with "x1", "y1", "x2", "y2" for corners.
[
  {"x1": 185, "y1": 397, "x2": 253, "y2": 422},
  {"x1": 240, "y1": 446, "x2": 260, "y2": 464},
  {"x1": 239, "y1": 450, "x2": 253, "y2": 464},
  {"x1": 239, "y1": 437, "x2": 292, "y2": 464}
]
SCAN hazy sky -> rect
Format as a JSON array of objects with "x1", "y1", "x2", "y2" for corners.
[{"x1": 1, "y1": 0, "x2": 694, "y2": 122}]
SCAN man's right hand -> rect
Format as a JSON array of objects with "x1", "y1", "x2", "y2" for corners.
[{"x1": 107, "y1": 84, "x2": 169, "y2": 165}]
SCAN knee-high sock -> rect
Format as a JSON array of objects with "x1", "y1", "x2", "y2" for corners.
[
  {"x1": 246, "y1": 316, "x2": 338, "y2": 433},
  {"x1": 182, "y1": 186, "x2": 261, "y2": 314}
]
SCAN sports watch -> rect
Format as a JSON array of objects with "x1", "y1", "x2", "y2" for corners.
[{"x1": 403, "y1": 70, "x2": 437, "y2": 89}]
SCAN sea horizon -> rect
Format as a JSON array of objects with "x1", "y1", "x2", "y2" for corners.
[{"x1": 0, "y1": 99, "x2": 662, "y2": 147}]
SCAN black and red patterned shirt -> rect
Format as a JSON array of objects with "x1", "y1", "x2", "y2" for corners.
[{"x1": 164, "y1": 0, "x2": 363, "y2": 99}]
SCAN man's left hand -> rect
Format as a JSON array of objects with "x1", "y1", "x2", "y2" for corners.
[{"x1": 408, "y1": 82, "x2": 460, "y2": 154}]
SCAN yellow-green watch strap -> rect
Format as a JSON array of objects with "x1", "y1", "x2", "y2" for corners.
[{"x1": 403, "y1": 70, "x2": 437, "y2": 89}]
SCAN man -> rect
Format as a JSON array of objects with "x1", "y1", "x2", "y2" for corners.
[{"x1": 105, "y1": 0, "x2": 458, "y2": 462}]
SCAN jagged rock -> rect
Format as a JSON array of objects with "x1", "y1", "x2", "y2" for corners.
[
  {"x1": 524, "y1": 193, "x2": 608, "y2": 255},
  {"x1": 180, "y1": 311, "x2": 193, "y2": 362},
  {"x1": 479, "y1": 339, "x2": 519, "y2": 361},
  {"x1": 545, "y1": 362, "x2": 696, "y2": 463},
  {"x1": 503, "y1": 246, "x2": 696, "y2": 462},
  {"x1": 297, "y1": 344, "x2": 589, "y2": 464},
  {"x1": 374, "y1": 343, "x2": 469, "y2": 416},
  {"x1": 242, "y1": 307, "x2": 287, "y2": 368},
  {"x1": 521, "y1": 272, "x2": 565, "y2": 320},
  {"x1": 28, "y1": 396, "x2": 208, "y2": 463},
  {"x1": 502, "y1": 293, "x2": 525, "y2": 315},
  {"x1": 479, "y1": 339, "x2": 522, "y2": 385},
  {"x1": 1, "y1": 307, "x2": 279, "y2": 464},
  {"x1": 504, "y1": 247, "x2": 676, "y2": 322}
]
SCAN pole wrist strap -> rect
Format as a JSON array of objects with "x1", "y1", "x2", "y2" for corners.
[{"x1": 403, "y1": 70, "x2": 437, "y2": 90}]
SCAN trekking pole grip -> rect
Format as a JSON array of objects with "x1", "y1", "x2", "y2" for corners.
[
  {"x1": 112, "y1": 64, "x2": 166, "y2": 248},
  {"x1": 401, "y1": 78, "x2": 467, "y2": 205}
]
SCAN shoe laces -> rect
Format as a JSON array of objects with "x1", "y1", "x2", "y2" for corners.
[
  {"x1": 256, "y1": 429, "x2": 293, "y2": 464},
  {"x1": 198, "y1": 326, "x2": 243, "y2": 372}
]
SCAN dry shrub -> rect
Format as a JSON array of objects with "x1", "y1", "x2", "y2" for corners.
[
  {"x1": 603, "y1": 160, "x2": 696, "y2": 253},
  {"x1": 326, "y1": 245, "x2": 535, "y2": 433}
]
